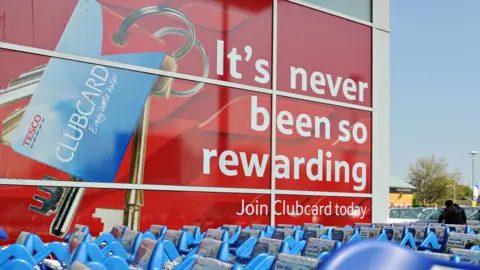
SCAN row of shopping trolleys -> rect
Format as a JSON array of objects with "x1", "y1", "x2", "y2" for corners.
[{"x1": 2, "y1": 222, "x2": 480, "y2": 269}]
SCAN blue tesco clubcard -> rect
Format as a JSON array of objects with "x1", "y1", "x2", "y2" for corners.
[{"x1": 11, "y1": 0, "x2": 166, "y2": 182}]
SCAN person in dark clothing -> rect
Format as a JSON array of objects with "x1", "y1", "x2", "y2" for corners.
[{"x1": 438, "y1": 200, "x2": 467, "y2": 224}]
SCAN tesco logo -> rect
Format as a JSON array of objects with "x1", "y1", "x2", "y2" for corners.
[{"x1": 22, "y1": 114, "x2": 44, "y2": 148}]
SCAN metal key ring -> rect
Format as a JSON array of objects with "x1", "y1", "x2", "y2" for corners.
[
  {"x1": 113, "y1": 6, "x2": 195, "y2": 60},
  {"x1": 153, "y1": 27, "x2": 209, "y2": 97}
]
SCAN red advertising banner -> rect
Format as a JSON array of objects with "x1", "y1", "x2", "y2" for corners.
[
  {"x1": 274, "y1": 97, "x2": 372, "y2": 193},
  {"x1": 277, "y1": 0, "x2": 372, "y2": 106},
  {"x1": 274, "y1": 195, "x2": 372, "y2": 226},
  {"x1": 0, "y1": 185, "x2": 371, "y2": 244},
  {"x1": 0, "y1": 0, "x2": 274, "y2": 87},
  {"x1": 0, "y1": 52, "x2": 371, "y2": 192},
  {"x1": 0, "y1": 52, "x2": 274, "y2": 189},
  {"x1": 0, "y1": 185, "x2": 270, "y2": 243},
  {"x1": 0, "y1": 0, "x2": 374, "y2": 244}
]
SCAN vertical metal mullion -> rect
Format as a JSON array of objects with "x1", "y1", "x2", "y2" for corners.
[
  {"x1": 369, "y1": 10, "x2": 375, "y2": 223},
  {"x1": 371, "y1": 0, "x2": 390, "y2": 223},
  {"x1": 270, "y1": 0, "x2": 279, "y2": 226}
]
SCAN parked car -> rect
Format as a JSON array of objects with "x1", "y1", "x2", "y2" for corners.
[
  {"x1": 416, "y1": 206, "x2": 480, "y2": 224},
  {"x1": 467, "y1": 209, "x2": 480, "y2": 225},
  {"x1": 387, "y1": 208, "x2": 429, "y2": 224},
  {"x1": 421, "y1": 207, "x2": 436, "y2": 216}
]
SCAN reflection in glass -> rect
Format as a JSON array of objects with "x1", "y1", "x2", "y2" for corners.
[{"x1": 301, "y1": 0, "x2": 372, "y2": 22}]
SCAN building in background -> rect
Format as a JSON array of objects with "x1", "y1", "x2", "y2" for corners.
[{"x1": 389, "y1": 175, "x2": 417, "y2": 208}]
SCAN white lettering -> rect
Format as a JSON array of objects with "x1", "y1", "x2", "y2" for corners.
[
  {"x1": 56, "y1": 65, "x2": 109, "y2": 163},
  {"x1": 254, "y1": 59, "x2": 270, "y2": 84},
  {"x1": 228, "y1": 48, "x2": 242, "y2": 79},
  {"x1": 204, "y1": 148, "x2": 367, "y2": 192},
  {"x1": 250, "y1": 96, "x2": 270, "y2": 132},
  {"x1": 219, "y1": 150, "x2": 239, "y2": 176},
  {"x1": 216, "y1": 39, "x2": 224, "y2": 76},
  {"x1": 250, "y1": 97, "x2": 331, "y2": 139},
  {"x1": 289, "y1": 66, "x2": 368, "y2": 103}
]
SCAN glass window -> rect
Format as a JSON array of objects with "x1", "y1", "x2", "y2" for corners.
[
  {"x1": 427, "y1": 209, "x2": 444, "y2": 220},
  {"x1": 468, "y1": 211, "x2": 480, "y2": 221},
  {"x1": 0, "y1": 0, "x2": 274, "y2": 88},
  {"x1": 400, "y1": 209, "x2": 420, "y2": 219},
  {"x1": 411, "y1": 209, "x2": 428, "y2": 219},
  {"x1": 465, "y1": 207, "x2": 480, "y2": 218},
  {"x1": 300, "y1": 0, "x2": 372, "y2": 22},
  {"x1": 278, "y1": 1, "x2": 372, "y2": 106},
  {"x1": 0, "y1": 185, "x2": 270, "y2": 240},
  {"x1": 0, "y1": 50, "x2": 273, "y2": 189},
  {"x1": 275, "y1": 97, "x2": 372, "y2": 194},
  {"x1": 389, "y1": 210, "x2": 401, "y2": 219},
  {"x1": 422, "y1": 208, "x2": 436, "y2": 216},
  {"x1": 275, "y1": 195, "x2": 372, "y2": 225}
]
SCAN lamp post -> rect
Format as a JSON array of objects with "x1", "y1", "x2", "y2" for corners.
[
  {"x1": 454, "y1": 183, "x2": 456, "y2": 203},
  {"x1": 447, "y1": 184, "x2": 456, "y2": 203},
  {"x1": 470, "y1": 151, "x2": 478, "y2": 203}
]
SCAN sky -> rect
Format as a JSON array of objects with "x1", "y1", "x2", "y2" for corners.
[{"x1": 390, "y1": 0, "x2": 480, "y2": 185}]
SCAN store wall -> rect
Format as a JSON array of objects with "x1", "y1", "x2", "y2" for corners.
[
  {"x1": 389, "y1": 193, "x2": 414, "y2": 208},
  {"x1": 0, "y1": 0, "x2": 388, "y2": 243}
]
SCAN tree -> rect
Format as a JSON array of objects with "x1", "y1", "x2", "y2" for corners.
[
  {"x1": 457, "y1": 184, "x2": 473, "y2": 200},
  {"x1": 408, "y1": 155, "x2": 462, "y2": 206},
  {"x1": 442, "y1": 180, "x2": 472, "y2": 203},
  {"x1": 411, "y1": 194, "x2": 420, "y2": 207}
]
